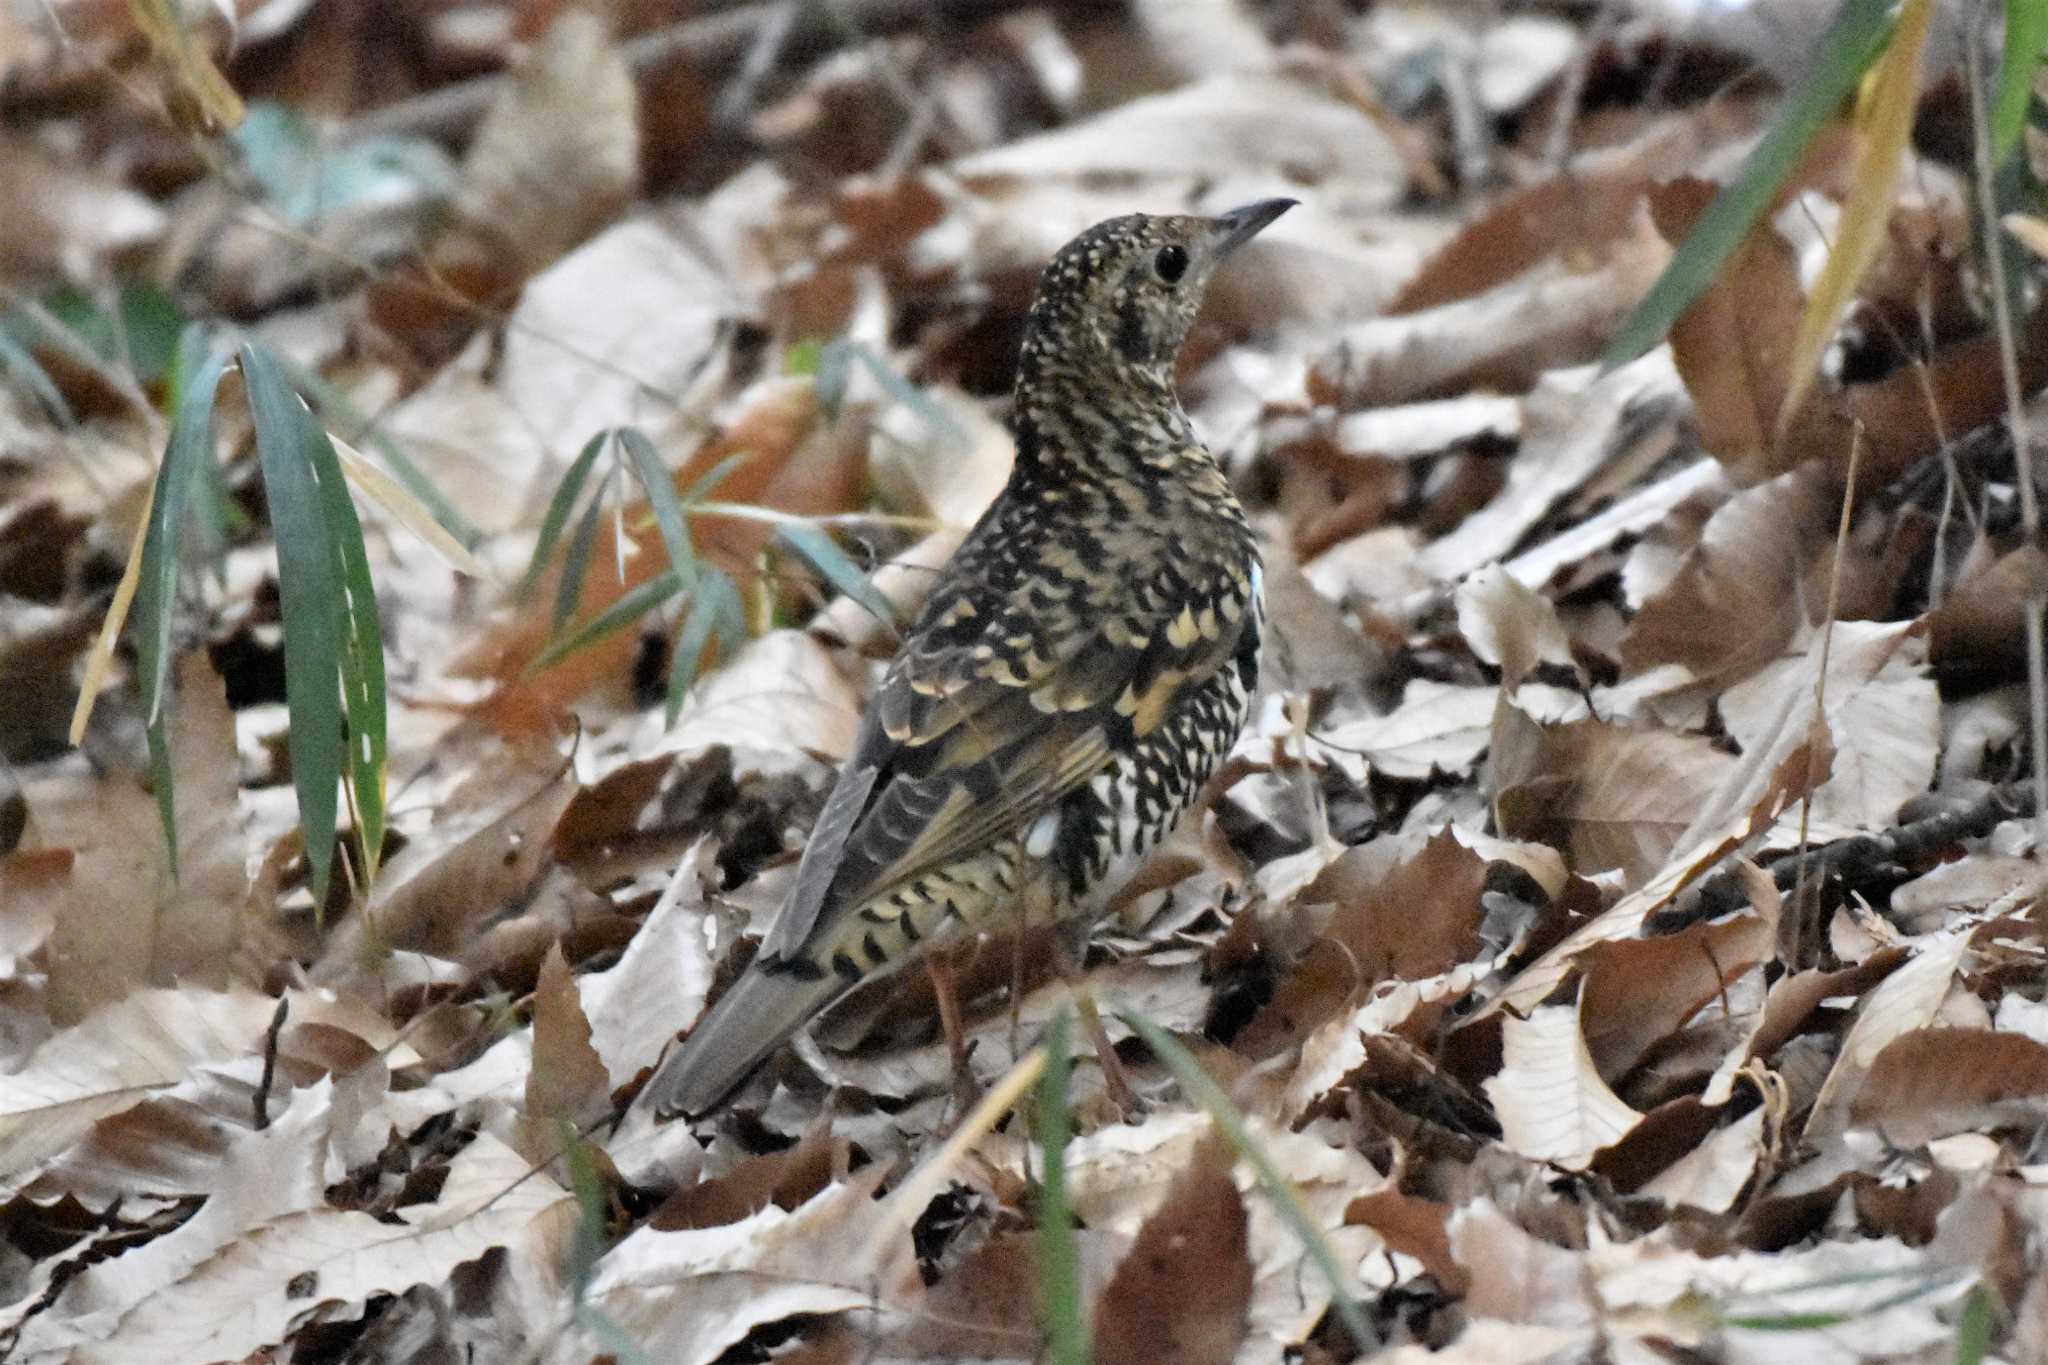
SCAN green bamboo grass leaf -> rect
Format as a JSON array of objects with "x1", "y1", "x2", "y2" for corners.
[
  {"x1": 776, "y1": 521, "x2": 895, "y2": 626},
  {"x1": 1993, "y1": 0, "x2": 2048, "y2": 164},
  {"x1": 1604, "y1": 0, "x2": 1898, "y2": 369},
  {"x1": 134, "y1": 348, "x2": 231, "y2": 876},
  {"x1": 815, "y1": 338, "x2": 853, "y2": 418},
  {"x1": 850, "y1": 342, "x2": 966, "y2": 443},
  {"x1": 616, "y1": 426, "x2": 695, "y2": 580},
  {"x1": 523, "y1": 430, "x2": 611, "y2": 596},
  {"x1": 553, "y1": 467, "x2": 611, "y2": 635},
  {"x1": 280, "y1": 360, "x2": 484, "y2": 552},
  {"x1": 1120, "y1": 1013, "x2": 1373, "y2": 1356},
  {"x1": 170, "y1": 328, "x2": 239, "y2": 567},
  {"x1": 1033, "y1": 1010, "x2": 1089, "y2": 1365},
  {"x1": 665, "y1": 569, "x2": 743, "y2": 725},
  {"x1": 135, "y1": 345, "x2": 234, "y2": 868},
  {"x1": 531, "y1": 569, "x2": 688, "y2": 672},
  {"x1": 135, "y1": 348, "x2": 233, "y2": 729},
  {"x1": 681, "y1": 448, "x2": 753, "y2": 506},
  {"x1": 1953, "y1": 1283, "x2": 1992, "y2": 1365},
  {"x1": 303, "y1": 410, "x2": 389, "y2": 879},
  {"x1": 0, "y1": 324, "x2": 73, "y2": 425},
  {"x1": 241, "y1": 344, "x2": 346, "y2": 904}
]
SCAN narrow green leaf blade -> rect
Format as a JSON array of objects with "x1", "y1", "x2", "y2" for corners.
[
  {"x1": 133, "y1": 347, "x2": 232, "y2": 875},
  {"x1": 815, "y1": 338, "x2": 852, "y2": 418},
  {"x1": 616, "y1": 426, "x2": 695, "y2": 580},
  {"x1": 0, "y1": 322, "x2": 73, "y2": 426},
  {"x1": 241, "y1": 344, "x2": 344, "y2": 904},
  {"x1": 664, "y1": 569, "x2": 741, "y2": 725},
  {"x1": 1033, "y1": 1010, "x2": 1090, "y2": 1365},
  {"x1": 776, "y1": 521, "x2": 895, "y2": 627},
  {"x1": 135, "y1": 347, "x2": 232, "y2": 727},
  {"x1": 553, "y1": 467, "x2": 611, "y2": 636},
  {"x1": 1121, "y1": 1012, "x2": 1374, "y2": 1357},
  {"x1": 525, "y1": 430, "x2": 611, "y2": 597},
  {"x1": 680, "y1": 448, "x2": 753, "y2": 506},
  {"x1": 1993, "y1": 0, "x2": 2048, "y2": 164},
  {"x1": 852, "y1": 342, "x2": 966, "y2": 444},
  {"x1": 532, "y1": 569, "x2": 688, "y2": 672},
  {"x1": 299, "y1": 399, "x2": 388, "y2": 878},
  {"x1": 1604, "y1": 0, "x2": 1898, "y2": 368},
  {"x1": 276, "y1": 356, "x2": 485, "y2": 552}
]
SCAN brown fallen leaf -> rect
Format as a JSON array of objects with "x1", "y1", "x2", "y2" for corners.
[
  {"x1": 1093, "y1": 1131, "x2": 1251, "y2": 1365},
  {"x1": 1621, "y1": 465, "x2": 1834, "y2": 683},
  {"x1": 1850, "y1": 1027, "x2": 2048, "y2": 1144},
  {"x1": 522, "y1": 944, "x2": 612, "y2": 1141},
  {"x1": 1238, "y1": 828, "x2": 1487, "y2": 1060},
  {"x1": 1495, "y1": 717, "x2": 1736, "y2": 885}
]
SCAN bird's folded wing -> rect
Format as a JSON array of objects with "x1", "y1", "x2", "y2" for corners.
[{"x1": 762, "y1": 590, "x2": 1246, "y2": 961}]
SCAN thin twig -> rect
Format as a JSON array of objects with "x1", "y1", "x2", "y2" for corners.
[
  {"x1": 1648, "y1": 780, "x2": 2039, "y2": 934},
  {"x1": 254, "y1": 996, "x2": 290, "y2": 1131}
]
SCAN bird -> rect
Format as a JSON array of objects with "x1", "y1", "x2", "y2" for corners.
[{"x1": 636, "y1": 198, "x2": 1295, "y2": 1118}]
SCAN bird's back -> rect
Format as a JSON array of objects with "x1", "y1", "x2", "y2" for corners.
[{"x1": 637, "y1": 201, "x2": 1290, "y2": 1118}]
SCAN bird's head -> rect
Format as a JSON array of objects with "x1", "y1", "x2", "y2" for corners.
[{"x1": 1017, "y1": 199, "x2": 1297, "y2": 394}]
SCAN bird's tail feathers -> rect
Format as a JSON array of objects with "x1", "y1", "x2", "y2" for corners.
[{"x1": 636, "y1": 964, "x2": 846, "y2": 1120}]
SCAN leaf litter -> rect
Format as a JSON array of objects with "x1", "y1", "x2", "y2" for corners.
[{"x1": 3, "y1": 0, "x2": 2048, "y2": 1361}]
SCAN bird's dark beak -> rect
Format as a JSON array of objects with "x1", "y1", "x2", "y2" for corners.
[{"x1": 1211, "y1": 197, "x2": 1298, "y2": 256}]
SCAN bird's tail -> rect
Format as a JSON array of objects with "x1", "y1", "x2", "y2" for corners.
[{"x1": 635, "y1": 963, "x2": 848, "y2": 1119}]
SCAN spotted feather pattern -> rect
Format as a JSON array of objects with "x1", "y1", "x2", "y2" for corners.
[{"x1": 638, "y1": 200, "x2": 1294, "y2": 1117}]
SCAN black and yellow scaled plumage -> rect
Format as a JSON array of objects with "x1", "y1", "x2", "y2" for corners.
[{"x1": 639, "y1": 199, "x2": 1294, "y2": 1118}]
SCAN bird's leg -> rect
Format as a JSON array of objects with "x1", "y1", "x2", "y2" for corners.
[
  {"x1": 925, "y1": 950, "x2": 980, "y2": 1118},
  {"x1": 1048, "y1": 920, "x2": 1141, "y2": 1119}
]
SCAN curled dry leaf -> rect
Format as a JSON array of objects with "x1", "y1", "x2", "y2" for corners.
[
  {"x1": 956, "y1": 71, "x2": 1405, "y2": 196},
  {"x1": 580, "y1": 1169, "x2": 888, "y2": 1361},
  {"x1": 1455, "y1": 563, "x2": 1578, "y2": 692},
  {"x1": 1419, "y1": 352, "x2": 1685, "y2": 583},
  {"x1": 1719, "y1": 618, "x2": 1938, "y2": 843},
  {"x1": 1484, "y1": 986, "x2": 1644, "y2": 1170},
  {"x1": 1239, "y1": 828, "x2": 1487, "y2": 1061},
  {"x1": 1318, "y1": 223, "x2": 1673, "y2": 417},
  {"x1": 1638, "y1": 1106, "x2": 1768, "y2": 1214},
  {"x1": 1495, "y1": 718, "x2": 1736, "y2": 884},
  {"x1": 1806, "y1": 926, "x2": 1973, "y2": 1138},
  {"x1": 1621, "y1": 465, "x2": 1835, "y2": 683},
  {"x1": 314, "y1": 738, "x2": 577, "y2": 984},
  {"x1": 1310, "y1": 680, "x2": 1495, "y2": 781},
  {"x1": 1576, "y1": 903, "x2": 1775, "y2": 1082},
  {"x1": 1390, "y1": 112, "x2": 1742, "y2": 315}
]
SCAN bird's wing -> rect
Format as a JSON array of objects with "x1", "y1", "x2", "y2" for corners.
[{"x1": 762, "y1": 557, "x2": 1251, "y2": 961}]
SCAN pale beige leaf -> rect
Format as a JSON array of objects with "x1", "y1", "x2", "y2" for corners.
[
  {"x1": 81, "y1": 1131, "x2": 564, "y2": 1364},
  {"x1": 1485, "y1": 988, "x2": 1643, "y2": 1169},
  {"x1": 2005, "y1": 212, "x2": 2048, "y2": 261},
  {"x1": 1805, "y1": 926, "x2": 1971, "y2": 1137},
  {"x1": 458, "y1": 7, "x2": 638, "y2": 274},
  {"x1": 0, "y1": 988, "x2": 282, "y2": 1192},
  {"x1": 1456, "y1": 564, "x2": 1576, "y2": 690},
  {"x1": 578, "y1": 841, "x2": 719, "y2": 1088},
  {"x1": 1639, "y1": 1107, "x2": 1765, "y2": 1213},
  {"x1": 1420, "y1": 352, "x2": 1684, "y2": 582},
  {"x1": 1311, "y1": 680, "x2": 1494, "y2": 780},
  {"x1": 1719, "y1": 619, "x2": 1938, "y2": 844}
]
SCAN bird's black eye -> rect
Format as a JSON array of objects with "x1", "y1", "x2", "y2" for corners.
[{"x1": 1153, "y1": 244, "x2": 1189, "y2": 284}]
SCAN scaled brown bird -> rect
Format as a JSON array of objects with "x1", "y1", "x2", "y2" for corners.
[{"x1": 638, "y1": 199, "x2": 1294, "y2": 1118}]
